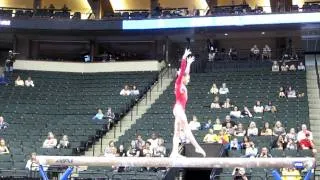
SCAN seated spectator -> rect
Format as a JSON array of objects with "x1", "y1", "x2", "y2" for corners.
[
  {"x1": 222, "y1": 115, "x2": 236, "y2": 127},
  {"x1": 213, "y1": 118, "x2": 222, "y2": 131},
  {"x1": 219, "y1": 83, "x2": 229, "y2": 95},
  {"x1": 25, "y1": 76, "x2": 35, "y2": 87},
  {"x1": 153, "y1": 138, "x2": 166, "y2": 157},
  {"x1": 117, "y1": 144, "x2": 126, "y2": 157},
  {"x1": 0, "y1": 116, "x2": 9, "y2": 130},
  {"x1": 250, "y1": 45, "x2": 260, "y2": 61},
  {"x1": 272, "y1": 135, "x2": 287, "y2": 150},
  {"x1": 25, "y1": 152, "x2": 44, "y2": 171},
  {"x1": 131, "y1": 85, "x2": 140, "y2": 95},
  {"x1": 299, "y1": 133, "x2": 316, "y2": 153},
  {"x1": 42, "y1": 132, "x2": 57, "y2": 148},
  {"x1": 222, "y1": 98, "x2": 233, "y2": 108},
  {"x1": 135, "y1": 135, "x2": 145, "y2": 151},
  {"x1": 105, "y1": 107, "x2": 115, "y2": 129},
  {"x1": 203, "y1": 129, "x2": 216, "y2": 143},
  {"x1": 279, "y1": 86, "x2": 286, "y2": 98},
  {"x1": 247, "y1": 121, "x2": 258, "y2": 136},
  {"x1": 56, "y1": 135, "x2": 70, "y2": 149},
  {"x1": 189, "y1": 115, "x2": 201, "y2": 130},
  {"x1": 297, "y1": 124, "x2": 313, "y2": 142},
  {"x1": 127, "y1": 140, "x2": 140, "y2": 157},
  {"x1": 273, "y1": 121, "x2": 286, "y2": 136},
  {"x1": 286, "y1": 138, "x2": 297, "y2": 150},
  {"x1": 264, "y1": 101, "x2": 277, "y2": 113},
  {"x1": 260, "y1": 122, "x2": 273, "y2": 136},
  {"x1": 0, "y1": 138, "x2": 10, "y2": 154},
  {"x1": 203, "y1": 119, "x2": 212, "y2": 130},
  {"x1": 240, "y1": 136, "x2": 251, "y2": 150},
  {"x1": 281, "y1": 167, "x2": 301, "y2": 180},
  {"x1": 286, "y1": 128, "x2": 297, "y2": 142},
  {"x1": 209, "y1": 83, "x2": 219, "y2": 95},
  {"x1": 92, "y1": 108, "x2": 104, "y2": 120},
  {"x1": 147, "y1": 133, "x2": 159, "y2": 152},
  {"x1": 213, "y1": 130, "x2": 229, "y2": 144},
  {"x1": 210, "y1": 96, "x2": 221, "y2": 109},
  {"x1": 281, "y1": 62, "x2": 289, "y2": 72},
  {"x1": 297, "y1": 62, "x2": 305, "y2": 71},
  {"x1": 289, "y1": 64, "x2": 296, "y2": 71},
  {"x1": 232, "y1": 167, "x2": 248, "y2": 180},
  {"x1": 15, "y1": 75, "x2": 24, "y2": 86},
  {"x1": 241, "y1": 106, "x2": 253, "y2": 118},
  {"x1": 234, "y1": 123, "x2": 246, "y2": 137},
  {"x1": 245, "y1": 142, "x2": 258, "y2": 157},
  {"x1": 229, "y1": 137, "x2": 240, "y2": 150},
  {"x1": 104, "y1": 140, "x2": 117, "y2": 157},
  {"x1": 120, "y1": 85, "x2": 131, "y2": 96},
  {"x1": 142, "y1": 141, "x2": 153, "y2": 157},
  {"x1": 230, "y1": 106, "x2": 241, "y2": 118},
  {"x1": 256, "y1": 147, "x2": 272, "y2": 158},
  {"x1": 272, "y1": 61, "x2": 280, "y2": 72},
  {"x1": 262, "y1": 44, "x2": 271, "y2": 60},
  {"x1": 253, "y1": 100, "x2": 264, "y2": 113},
  {"x1": 287, "y1": 86, "x2": 296, "y2": 98}
]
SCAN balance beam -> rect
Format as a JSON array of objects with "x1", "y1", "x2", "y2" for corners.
[{"x1": 37, "y1": 156, "x2": 315, "y2": 169}]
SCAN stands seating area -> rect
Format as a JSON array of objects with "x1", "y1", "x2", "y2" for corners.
[{"x1": 0, "y1": 70, "x2": 158, "y2": 178}]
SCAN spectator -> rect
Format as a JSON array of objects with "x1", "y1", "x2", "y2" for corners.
[
  {"x1": 213, "y1": 118, "x2": 222, "y2": 131},
  {"x1": 256, "y1": 147, "x2": 272, "y2": 158},
  {"x1": 189, "y1": 115, "x2": 201, "y2": 130},
  {"x1": 260, "y1": 122, "x2": 273, "y2": 136},
  {"x1": 299, "y1": 133, "x2": 316, "y2": 153},
  {"x1": 250, "y1": 45, "x2": 260, "y2": 61},
  {"x1": 127, "y1": 140, "x2": 140, "y2": 157},
  {"x1": 272, "y1": 135, "x2": 287, "y2": 150},
  {"x1": 279, "y1": 87, "x2": 286, "y2": 98},
  {"x1": 25, "y1": 152, "x2": 42, "y2": 171},
  {"x1": 42, "y1": 132, "x2": 57, "y2": 148},
  {"x1": 210, "y1": 96, "x2": 221, "y2": 109},
  {"x1": 0, "y1": 116, "x2": 9, "y2": 130},
  {"x1": 105, "y1": 107, "x2": 115, "y2": 129},
  {"x1": 286, "y1": 138, "x2": 297, "y2": 150},
  {"x1": 286, "y1": 128, "x2": 297, "y2": 143},
  {"x1": 117, "y1": 144, "x2": 126, "y2": 157},
  {"x1": 245, "y1": 142, "x2": 258, "y2": 157},
  {"x1": 213, "y1": 130, "x2": 229, "y2": 144},
  {"x1": 92, "y1": 108, "x2": 104, "y2": 120},
  {"x1": 135, "y1": 135, "x2": 145, "y2": 151},
  {"x1": 232, "y1": 167, "x2": 248, "y2": 180},
  {"x1": 228, "y1": 47, "x2": 238, "y2": 61},
  {"x1": 264, "y1": 101, "x2": 277, "y2": 113},
  {"x1": 147, "y1": 133, "x2": 159, "y2": 151},
  {"x1": 56, "y1": 135, "x2": 70, "y2": 149},
  {"x1": 234, "y1": 123, "x2": 246, "y2": 137},
  {"x1": 142, "y1": 141, "x2": 153, "y2": 157},
  {"x1": 241, "y1": 106, "x2": 253, "y2": 118},
  {"x1": 287, "y1": 86, "x2": 296, "y2": 98},
  {"x1": 104, "y1": 140, "x2": 117, "y2": 157},
  {"x1": 222, "y1": 98, "x2": 233, "y2": 108},
  {"x1": 153, "y1": 138, "x2": 166, "y2": 157},
  {"x1": 0, "y1": 138, "x2": 10, "y2": 154},
  {"x1": 240, "y1": 136, "x2": 251, "y2": 150},
  {"x1": 281, "y1": 167, "x2": 301, "y2": 180},
  {"x1": 289, "y1": 64, "x2": 296, "y2": 71},
  {"x1": 272, "y1": 61, "x2": 280, "y2": 72},
  {"x1": 262, "y1": 44, "x2": 271, "y2": 60},
  {"x1": 222, "y1": 115, "x2": 236, "y2": 127},
  {"x1": 253, "y1": 100, "x2": 264, "y2": 113},
  {"x1": 273, "y1": 121, "x2": 286, "y2": 136},
  {"x1": 25, "y1": 76, "x2": 35, "y2": 87},
  {"x1": 247, "y1": 121, "x2": 258, "y2": 136},
  {"x1": 131, "y1": 85, "x2": 140, "y2": 95},
  {"x1": 208, "y1": 47, "x2": 217, "y2": 62},
  {"x1": 204, "y1": 119, "x2": 212, "y2": 130},
  {"x1": 210, "y1": 83, "x2": 219, "y2": 95},
  {"x1": 219, "y1": 83, "x2": 229, "y2": 95},
  {"x1": 297, "y1": 124, "x2": 313, "y2": 142},
  {"x1": 297, "y1": 62, "x2": 305, "y2": 71},
  {"x1": 229, "y1": 137, "x2": 241, "y2": 150},
  {"x1": 230, "y1": 106, "x2": 241, "y2": 119},
  {"x1": 120, "y1": 85, "x2": 131, "y2": 96},
  {"x1": 281, "y1": 62, "x2": 289, "y2": 72},
  {"x1": 203, "y1": 129, "x2": 215, "y2": 143},
  {"x1": 225, "y1": 122, "x2": 235, "y2": 136},
  {"x1": 15, "y1": 76, "x2": 24, "y2": 86}
]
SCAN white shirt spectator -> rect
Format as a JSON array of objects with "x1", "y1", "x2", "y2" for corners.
[
  {"x1": 189, "y1": 116, "x2": 201, "y2": 130},
  {"x1": 42, "y1": 132, "x2": 57, "y2": 148},
  {"x1": 287, "y1": 87, "x2": 296, "y2": 98},
  {"x1": 120, "y1": 85, "x2": 131, "y2": 96},
  {"x1": 247, "y1": 122, "x2": 258, "y2": 136},
  {"x1": 219, "y1": 85, "x2": 229, "y2": 94},
  {"x1": 230, "y1": 106, "x2": 241, "y2": 118},
  {"x1": 298, "y1": 62, "x2": 305, "y2": 71},
  {"x1": 253, "y1": 105, "x2": 264, "y2": 113},
  {"x1": 289, "y1": 64, "x2": 296, "y2": 71},
  {"x1": 131, "y1": 85, "x2": 140, "y2": 95},
  {"x1": 15, "y1": 76, "x2": 24, "y2": 86},
  {"x1": 25, "y1": 153, "x2": 48, "y2": 171},
  {"x1": 272, "y1": 61, "x2": 279, "y2": 72},
  {"x1": 297, "y1": 124, "x2": 313, "y2": 142},
  {"x1": 25, "y1": 77, "x2": 35, "y2": 87}
]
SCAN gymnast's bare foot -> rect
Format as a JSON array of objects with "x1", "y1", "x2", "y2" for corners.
[{"x1": 195, "y1": 147, "x2": 206, "y2": 157}]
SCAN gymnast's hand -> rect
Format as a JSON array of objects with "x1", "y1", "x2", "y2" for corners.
[
  {"x1": 183, "y1": 49, "x2": 192, "y2": 59},
  {"x1": 187, "y1": 56, "x2": 195, "y2": 64}
]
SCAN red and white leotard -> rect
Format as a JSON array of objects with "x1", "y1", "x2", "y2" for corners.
[{"x1": 174, "y1": 58, "x2": 188, "y2": 111}]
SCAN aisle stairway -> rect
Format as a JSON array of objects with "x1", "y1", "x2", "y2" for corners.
[{"x1": 85, "y1": 68, "x2": 175, "y2": 156}]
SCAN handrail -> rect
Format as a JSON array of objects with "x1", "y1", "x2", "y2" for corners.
[{"x1": 314, "y1": 54, "x2": 320, "y2": 98}]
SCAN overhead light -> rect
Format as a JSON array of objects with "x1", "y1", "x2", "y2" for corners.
[
  {"x1": 224, "y1": 33, "x2": 228, "y2": 36},
  {"x1": 261, "y1": 32, "x2": 265, "y2": 35}
]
